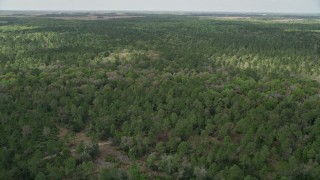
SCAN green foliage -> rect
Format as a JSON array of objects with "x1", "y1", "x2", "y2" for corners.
[
  {"x1": 0, "y1": 14, "x2": 320, "y2": 179},
  {"x1": 99, "y1": 168, "x2": 127, "y2": 180},
  {"x1": 129, "y1": 164, "x2": 146, "y2": 180}
]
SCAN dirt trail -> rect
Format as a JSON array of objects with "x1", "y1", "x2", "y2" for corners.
[
  {"x1": 43, "y1": 125, "x2": 129, "y2": 165},
  {"x1": 43, "y1": 125, "x2": 167, "y2": 178}
]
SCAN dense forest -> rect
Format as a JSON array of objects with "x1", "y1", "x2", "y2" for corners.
[{"x1": 1, "y1": 14, "x2": 320, "y2": 179}]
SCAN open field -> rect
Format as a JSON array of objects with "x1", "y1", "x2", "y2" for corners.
[
  {"x1": 199, "y1": 16, "x2": 252, "y2": 20},
  {"x1": 42, "y1": 15, "x2": 144, "y2": 20},
  {"x1": 271, "y1": 18, "x2": 304, "y2": 22}
]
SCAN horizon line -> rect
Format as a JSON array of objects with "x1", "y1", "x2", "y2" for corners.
[{"x1": 0, "y1": 9, "x2": 319, "y2": 15}]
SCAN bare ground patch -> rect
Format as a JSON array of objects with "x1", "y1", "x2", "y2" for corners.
[
  {"x1": 272, "y1": 19, "x2": 303, "y2": 23},
  {"x1": 48, "y1": 124, "x2": 167, "y2": 178}
]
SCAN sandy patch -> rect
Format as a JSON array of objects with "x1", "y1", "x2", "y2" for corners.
[{"x1": 272, "y1": 19, "x2": 303, "y2": 23}]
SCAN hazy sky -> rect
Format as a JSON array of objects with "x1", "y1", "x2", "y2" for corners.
[{"x1": 0, "y1": 0, "x2": 319, "y2": 13}]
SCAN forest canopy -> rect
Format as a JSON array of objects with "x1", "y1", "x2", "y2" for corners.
[{"x1": 0, "y1": 14, "x2": 320, "y2": 179}]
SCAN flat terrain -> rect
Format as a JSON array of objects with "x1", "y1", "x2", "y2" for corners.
[
  {"x1": 43, "y1": 15, "x2": 144, "y2": 21},
  {"x1": 1, "y1": 12, "x2": 320, "y2": 179},
  {"x1": 199, "y1": 16, "x2": 252, "y2": 20}
]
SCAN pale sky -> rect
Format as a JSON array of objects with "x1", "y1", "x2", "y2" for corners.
[{"x1": 0, "y1": 0, "x2": 319, "y2": 13}]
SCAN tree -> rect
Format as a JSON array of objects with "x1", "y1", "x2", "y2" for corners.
[
  {"x1": 226, "y1": 165, "x2": 244, "y2": 180},
  {"x1": 129, "y1": 164, "x2": 146, "y2": 180},
  {"x1": 64, "y1": 157, "x2": 76, "y2": 177},
  {"x1": 81, "y1": 161, "x2": 95, "y2": 179},
  {"x1": 194, "y1": 166, "x2": 208, "y2": 179},
  {"x1": 35, "y1": 172, "x2": 46, "y2": 180}
]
